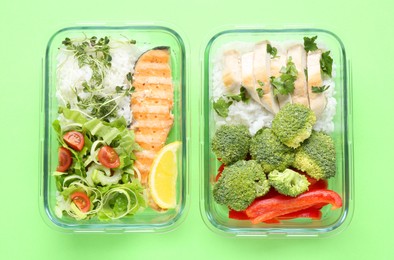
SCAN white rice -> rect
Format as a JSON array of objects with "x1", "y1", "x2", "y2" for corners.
[
  {"x1": 211, "y1": 41, "x2": 336, "y2": 135},
  {"x1": 56, "y1": 39, "x2": 142, "y2": 125}
]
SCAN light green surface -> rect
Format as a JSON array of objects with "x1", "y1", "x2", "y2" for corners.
[{"x1": 1, "y1": 0, "x2": 393, "y2": 259}]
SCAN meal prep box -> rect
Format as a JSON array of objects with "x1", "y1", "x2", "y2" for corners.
[
  {"x1": 40, "y1": 24, "x2": 189, "y2": 233},
  {"x1": 200, "y1": 27, "x2": 354, "y2": 237}
]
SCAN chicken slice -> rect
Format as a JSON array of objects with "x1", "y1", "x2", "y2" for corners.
[
  {"x1": 307, "y1": 50, "x2": 327, "y2": 117},
  {"x1": 253, "y1": 41, "x2": 279, "y2": 113},
  {"x1": 241, "y1": 52, "x2": 262, "y2": 105},
  {"x1": 287, "y1": 44, "x2": 309, "y2": 107},
  {"x1": 271, "y1": 48, "x2": 292, "y2": 108},
  {"x1": 222, "y1": 50, "x2": 242, "y2": 94}
]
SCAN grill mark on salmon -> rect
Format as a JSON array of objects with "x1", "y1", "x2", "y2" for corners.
[
  {"x1": 133, "y1": 76, "x2": 173, "y2": 85},
  {"x1": 130, "y1": 47, "x2": 174, "y2": 184}
]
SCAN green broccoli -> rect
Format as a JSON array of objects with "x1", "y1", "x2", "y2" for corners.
[
  {"x1": 293, "y1": 131, "x2": 336, "y2": 180},
  {"x1": 250, "y1": 128, "x2": 295, "y2": 173},
  {"x1": 272, "y1": 103, "x2": 316, "y2": 148},
  {"x1": 211, "y1": 124, "x2": 251, "y2": 165},
  {"x1": 213, "y1": 160, "x2": 270, "y2": 211},
  {"x1": 268, "y1": 169, "x2": 310, "y2": 197}
]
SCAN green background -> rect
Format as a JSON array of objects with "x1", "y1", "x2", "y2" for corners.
[{"x1": 1, "y1": 0, "x2": 393, "y2": 259}]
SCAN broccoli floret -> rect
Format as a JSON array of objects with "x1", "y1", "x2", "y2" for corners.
[
  {"x1": 211, "y1": 124, "x2": 251, "y2": 165},
  {"x1": 250, "y1": 128, "x2": 295, "y2": 173},
  {"x1": 213, "y1": 160, "x2": 270, "y2": 211},
  {"x1": 272, "y1": 103, "x2": 316, "y2": 148},
  {"x1": 268, "y1": 169, "x2": 310, "y2": 197},
  {"x1": 293, "y1": 131, "x2": 336, "y2": 180}
]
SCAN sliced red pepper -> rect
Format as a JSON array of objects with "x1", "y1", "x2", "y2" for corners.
[
  {"x1": 278, "y1": 208, "x2": 322, "y2": 220},
  {"x1": 215, "y1": 164, "x2": 225, "y2": 182},
  {"x1": 230, "y1": 206, "x2": 323, "y2": 222},
  {"x1": 228, "y1": 209, "x2": 249, "y2": 220},
  {"x1": 245, "y1": 189, "x2": 342, "y2": 224},
  {"x1": 309, "y1": 179, "x2": 328, "y2": 190},
  {"x1": 263, "y1": 218, "x2": 281, "y2": 224}
]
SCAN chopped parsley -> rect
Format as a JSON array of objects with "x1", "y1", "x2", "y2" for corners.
[
  {"x1": 320, "y1": 51, "x2": 333, "y2": 77},
  {"x1": 312, "y1": 85, "x2": 330, "y2": 93},
  {"x1": 257, "y1": 80, "x2": 265, "y2": 97},
  {"x1": 303, "y1": 36, "x2": 318, "y2": 52},
  {"x1": 213, "y1": 97, "x2": 232, "y2": 117},
  {"x1": 227, "y1": 86, "x2": 250, "y2": 103},
  {"x1": 270, "y1": 57, "x2": 298, "y2": 96},
  {"x1": 267, "y1": 44, "x2": 278, "y2": 58},
  {"x1": 213, "y1": 87, "x2": 251, "y2": 117}
]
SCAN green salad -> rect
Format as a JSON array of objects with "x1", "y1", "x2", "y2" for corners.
[{"x1": 53, "y1": 108, "x2": 145, "y2": 220}]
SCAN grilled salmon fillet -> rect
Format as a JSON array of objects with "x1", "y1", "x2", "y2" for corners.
[{"x1": 130, "y1": 47, "x2": 174, "y2": 184}]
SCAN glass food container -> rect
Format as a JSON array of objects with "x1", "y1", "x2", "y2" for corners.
[
  {"x1": 40, "y1": 24, "x2": 189, "y2": 233},
  {"x1": 200, "y1": 27, "x2": 353, "y2": 238}
]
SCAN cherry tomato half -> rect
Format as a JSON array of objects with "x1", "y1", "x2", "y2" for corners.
[
  {"x1": 70, "y1": 192, "x2": 90, "y2": 213},
  {"x1": 63, "y1": 131, "x2": 84, "y2": 151},
  {"x1": 57, "y1": 147, "x2": 72, "y2": 172},
  {"x1": 98, "y1": 146, "x2": 120, "y2": 168}
]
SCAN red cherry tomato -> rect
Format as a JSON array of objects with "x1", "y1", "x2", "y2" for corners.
[
  {"x1": 98, "y1": 146, "x2": 120, "y2": 168},
  {"x1": 63, "y1": 131, "x2": 84, "y2": 151},
  {"x1": 70, "y1": 192, "x2": 90, "y2": 213},
  {"x1": 57, "y1": 147, "x2": 72, "y2": 172}
]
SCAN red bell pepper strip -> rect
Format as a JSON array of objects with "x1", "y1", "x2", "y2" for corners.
[
  {"x1": 215, "y1": 164, "x2": 225, "y2": 182},
  {"x1": 308, "y1": 179, "x2": 328, "y2": 190},
  {"x1": 228, "y1": 209, "x2": 249, "y2": 220},
  {"x1": 278, "y1": 208, "x2": 322, "y2": 220},
  {"x1": 245, "y1": 189, "x2": 342, "y2": 224},
  {"x1": 229, "y1": 206, "x2": 323, "y2": 222}
]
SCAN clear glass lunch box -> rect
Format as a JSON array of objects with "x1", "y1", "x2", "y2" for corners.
[
  {"x1": 39, "y1": 24, "x2": 189, "y2": 233},
  {"x1": 200, "y1": 27, "x2": 354, "y2": 238}
]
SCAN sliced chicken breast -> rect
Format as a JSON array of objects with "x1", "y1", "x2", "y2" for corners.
[
  {"x1": 241, "y1": 52, "x2": 262, "y2": 104},
  {"x1": 287, "y1": 44, "x2": 309, "y2": 107},
  {"x1": 271, "y1": 48, "x2": 292, "y2": 108},
  {"x1": 307, "y1": 50, "x2": 327, "y2": 117},
  {"x1": 253, "y1": 41, "x2": 279, "y2": 113},
  {"x1": 222, "y1": 49, "x2": 242, "y2": 94}
]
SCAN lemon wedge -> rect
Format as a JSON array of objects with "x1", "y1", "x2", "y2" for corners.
[{"x1": 149, "y1": 141, "x2": 181, "y2": 209}]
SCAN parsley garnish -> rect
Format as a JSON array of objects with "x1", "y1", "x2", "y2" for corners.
[
  {"x1": 312, "y1": 85, "x2": 330, "y2": 93},
  {"x1": 257, "y1": 88, "x2": 264, "y2": 98},
  {"x1": 303, "y1": 36, "x2": 318, "y2": 52},
  {"x1": 267, "y1": 44, "x2": 278, "y2": 58},
  {"x1": 256, "y1": 80, "x2": 264, "y2": 98},
  {"x1": 213, "y1": 97, "x2": 232, "y2": 117},
  {"x1": 227, "y1": 86, "x2": 250, "y2": 103},
  {"x1": 320, "y1": 51, "x2": 333, "y2": 77},
  {"x1": 270, "y1": 57, "x2": 298, "y2": 96},
  {"x1": 212, "y1": 87, "x2": 251, "y2": 117}
]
